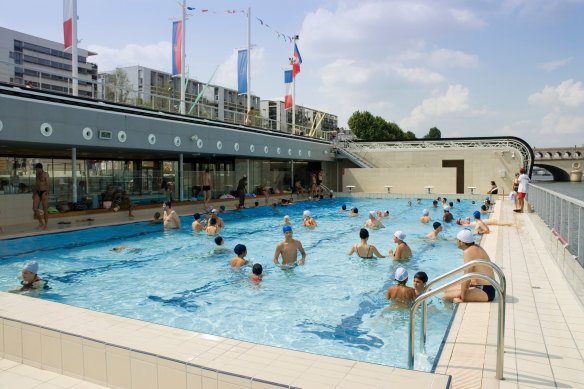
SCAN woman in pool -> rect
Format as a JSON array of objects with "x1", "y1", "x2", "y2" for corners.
[{"x1": 347, "y1": 228, "x2": 386, "y2": 259}]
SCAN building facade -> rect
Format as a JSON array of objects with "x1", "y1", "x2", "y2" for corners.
[
  {"x1": 259, "y1": 99, "x2": 338, "y2": 134},
  {"x1": 0, "y1": 27, "x2": 98, "y2": 97}
]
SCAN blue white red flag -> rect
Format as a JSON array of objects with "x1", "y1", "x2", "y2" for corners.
[
  {"x1": 172, "y1": 21, "x2": 183, "y2": 75},
  {"x1": 284, "y1": 70, "x2": 293, "y2": 109},
  {"x1": 293, "y1": 43, "x2": 302, "y2": 78},
  {"x1": 63, "y1": 0, "x2": 73, "y2": 49}
]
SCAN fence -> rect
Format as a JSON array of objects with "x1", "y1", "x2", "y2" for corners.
[{"x1": 528, "y1": 183, "x2": 584, "y2": 264}]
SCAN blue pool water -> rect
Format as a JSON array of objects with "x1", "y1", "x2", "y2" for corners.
[{"x1": 0, "y1": 198, "x2": 480, "y2": 370}]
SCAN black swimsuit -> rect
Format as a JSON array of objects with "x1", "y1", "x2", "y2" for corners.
[
  {"x1": 471, "y1": 284, "x2": 496, "y2": 301},
  {"x1": 357, "y1": 245, "x2": 373, "y2": 258},
  {"x1": 36, "y1": 190, "x2": 46, "y2": 198}
]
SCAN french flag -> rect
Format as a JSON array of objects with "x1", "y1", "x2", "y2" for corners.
[
  {"x1": 172, "y1": 21, "x2": 182, "y2": 75},
  {"x1": 292, "y1": 43, "x2": 302, "y2": 78},
  {"x1": 284, "y1": 70, "x2": 293, "y2": 109},
  {"x1": 63, "y1": 0, "x2": 73, "y2": 49}
]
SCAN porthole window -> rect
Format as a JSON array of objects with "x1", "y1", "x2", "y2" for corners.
[
  {"x1": 276, "y1": 147, "x2": 281, "y2": 155},
  {"x1": 197, "y1": 138, "x2": 203, "y2": 148},
  {"x1": 40, "y1": 123, "x2": 53, "y2": 137},
  {"x1": 234, "y1": 142, "x2": 240, "y2": 151},
  {"x1": 0, "y1": 119, "x2": 4, "y2": 133},
  {"x1": 250, "y1": 144, "x2": 255, "y2": 152},
  {"x1": 264, "y1": 146, "x2": 269, "y2": 154},
  {"x1": 288, "y1": 148, "x2": 292, "y2": 156},
  {"x1": 82, "y1": 127, "x2": 93, "y2": 140}
]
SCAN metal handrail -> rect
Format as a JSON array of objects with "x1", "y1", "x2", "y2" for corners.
[
  {"x1": 408, "y1": 272, "x2": 505, "y2": 379},
  {"x1": 420, "y1": 260, "x2": 506, "y2": 351}
]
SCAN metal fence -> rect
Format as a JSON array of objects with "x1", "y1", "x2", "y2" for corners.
[{"x1": 528, "y1": 183, "x2": 584, "y2": 264}]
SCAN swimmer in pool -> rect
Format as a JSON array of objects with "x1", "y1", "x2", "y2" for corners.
[
  {"x1": 302, "y1": 210, "x2": 317, "y2": 227},
  {"x1": 432, "y1": 200, "x2": 438, "y2": 208},
  {"x1": 473, "y1": 211, "x2": 490, "y2": 235},
  {"x1": 282, "y1": 215, "x2": 292, "y2": 225},
  {"x1": 191, "y1": 213, "x2": 206, "y2": 231},
  {"x1": 347, "y1": 228, "x2": 385, "y2": 258},
  {"x1": 17, "y1": 261, "x2": 48, "y2": 290},
  {"x1": 383, "y1": 210, "x2": 390, "y2": 218},
  {"x1": 218, "y1": 205, "x2": 226, "y2": 213},
  {"x1": 413, "y1": 271, "x2": 428, "y2": 296},
  {"x1": 365, "y1": 211, "x2": 384, "y2": 229},
  {"x1": 340, "y1": 204, "x2": 347, "y2": 212},
  {"x1": 213, "y1": 236, "x2": 232, "y2": 254},
  {"x1": 348, "y1": 207, "x2": 359, "y2": 217},
  {"x1": 420, "y1": 209, "x2": 433, "y2": 224},
  {"x1": 386, "y1": 267, "x2": 417, "y2": 306},
  {"x1": 407, "y1": 201, "x2": 412, "y2": 207},
  {"x1": 110, "y1": 246, "x2": 130, "y2": 252},
  {"x1": 443, "y1": 206, "x2": 453, "y2": 223},
  {"x1": 149, "y1": 212, "x2": 163, "y2": 224},
  {"x1": 416, "y1": 198, "x2": 421, "y2": 205},
  {"x1": 206, "y1": 217, "x2": 221, "y2": 235},
  {"x1": 426, "y1": 222, "x2": 443, "y2": 238},
  {"x1": 273, "y1": 225, "x2": 306, "y2": 266},
  {"x1": 230, "y1": 244, "x2": 249, "y2": 267},
  {"x1": 389, "y1": 231, "x2": 412, "y2": 260},
  {"x1": 251, "y1": 263, "x2": 263, "y2": 283},
  {"x1": 211, "y1": 209, "x2": 225, "y2": 228},
  {"x1": 163, "y1": 202, "x2": 181, "y2": 229}
]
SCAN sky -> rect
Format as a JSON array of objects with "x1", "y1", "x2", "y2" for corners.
[{"x1": 1, "y1": 0, "x2": 584, "y2": 148}]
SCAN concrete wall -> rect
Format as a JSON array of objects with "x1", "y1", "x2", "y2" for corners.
[{"x1": 350, "y1": 148, "x2": 522, "y2": 194}]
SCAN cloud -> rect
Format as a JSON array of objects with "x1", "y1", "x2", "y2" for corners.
[
  {"x1": 88, "y1": 42, "x2": 171, "y2": 73},
  {"x1": 399, "y1": 84, "x2": 471, "y2": 129},
  {"x1": 537, "y1": 57, "x2": 573, "y2": 72},
  {"x1": 427, "y1": 49, "x2": 479, "y2": 68},
  {"x1": 391, "y1": 65, "x2": 445, "y2": 84},
  {"x1": 541, "y1": 111, "x2": 584, "y2": 134},
  {"x1": 528, "y1": 79, "x2": 584, "y2": 107}
]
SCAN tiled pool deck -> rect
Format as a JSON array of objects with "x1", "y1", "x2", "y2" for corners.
[{"x1": 1, "y1": 195, "x2": 583, "y2": 388}]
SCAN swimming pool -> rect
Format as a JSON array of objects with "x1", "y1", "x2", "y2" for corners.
[{"x1": 0, "y1": 198, "x2": 478, "y2": 370}]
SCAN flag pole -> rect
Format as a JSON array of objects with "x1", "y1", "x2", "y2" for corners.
[
  {"x1": 292, "y1": 36, "x2": 296, "y2": 134},
  {"x1": 71, "y1": 0, "x2": 78, "y2": 96},
  {"x1": 180, "y1": 0, "x2": 186, "y2": 114},
  {"x1": 246, "y1": 6, "x2": 251, "y2": 113}
]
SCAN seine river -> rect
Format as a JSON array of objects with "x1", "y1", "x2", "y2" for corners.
[{"x1": 531, "y1": 176, "x2": 584, "y2": 201}]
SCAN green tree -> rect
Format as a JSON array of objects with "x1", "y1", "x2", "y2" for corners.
[
  {"x1": 423, "y1": 127, "x2": 442, "y2": 139},
  {"x1": 348, "y1": 110, "x2": 414, "y2": 140},
  {"x1": 103, "y1": 68, "x2": 131, "y2": 103}
]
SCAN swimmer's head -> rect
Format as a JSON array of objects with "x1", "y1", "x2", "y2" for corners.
[
  {"x1": 209, "y1": 217, "x2": 217, "y2": 225},
  {"x1": 457, "y1": 228, "x2": 474, "y2": 244},
  {"x1": 154, "y1": 212, "x2": 161, "y2": 219},
  {"x1": 284, "y1": 215, "x2": 290, "y2": 220},
  {"x1": 369, "y1": 211, "x2": 376, "y2": 217},
  {"x1": 342, "y1": 204, "x2": 347, "y2": 210},
  {"x1": 384, "y1": 210, "x2": 389, "y2": 216},
  {"x1": 449, "y1": 202, "x2": 454, "y2": 207},
  {"x1": 481, "y1": 205, "x2": 487, "y2": 211},
  {"x1": 395, "y1": 267, "x2": 408, "y2": 282},
  {"x1": 471, "y1": 201, "x2": 476, "y2": 204},
  {"x1": 220, "y1": 205, "x2": 225, "y2": 211},
  {"x1": 377, "y1": 210, "x2": 381, "y2": 216},
  {"x1": 211, "y1": 209, "x2": 218, "y2": 214},
  {"x1": 307, "y1": 196, "x2": 312, "y2": 201},
  {"x1": 234, "y1": 244, "x2": 246, "y2": 256},
  {"x1": 433, "y1": 200, "x2": 438, "y2": 205},
  {"x1": 433, "y1": 221, "x2": 442, "y2": 230},
  {"x1": 414, "y1": 271, "x2": 428, "y2": 284},
  {"x1": 35, "y1": 163, "x2": 43, "y2": 170},
  {"x1": 359, "y1": 228, "x2": 369, "y2": 239},
  {"x1": 23, "y1": 261, "x2": 39, "y2": 275},
  {"x1": 193, "y1": 213, "x2": 201, "y2": 220},
  {"x1": 422, "y1": 209, "x2": 429, "y2": 216},
  {"x1": 164, "y1": 201, "x2": 172, "y2": 208},
  {"x1": 303, "y1": 210, "x2": 311, "y2": 218},
  {"x1": 473, "y1": 211, "x2": 481, "y2": 219},
  {"x1": 283, "y1": 225, "x2": 293, "y2": 234},
  {"x1": 394, "y1": 231, "x2": 406, "y2": 241},
  {"x1": 252, "y1": 263, "x2": 263, "y2": 276},
  {"x1": 443, "y1": 205, "x2": 450, "y2": 212},
  {"x1": 254, "y1": 201, "x2": 259, "y2": 207},
  {"x1": 214, "y1": 236, "x2": 224, "y2": 245},
  {"x1": 352, "y1": 208, "x2": 358, "y2": 213}
]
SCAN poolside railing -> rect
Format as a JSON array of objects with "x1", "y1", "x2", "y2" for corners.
[{"x1": 528, "y1": 183, "x2": 584, "y2": 264}]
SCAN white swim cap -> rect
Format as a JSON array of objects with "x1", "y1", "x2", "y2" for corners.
[
  {"x1": 308, "y1": 196, "x2": 312, "y2": 200},
  {"x1": 23, "y1": 261, "x2": 39, "y2": 274},
  {"x1": 422, "y1": 209, "x2": 429, "y2": 216},
  {"x1": 394, "y1": 231, "x2": 406, "y2": 241},
  {"x1": 395, "y1": 267, "x2": 408, "y2": 282},
  {"x1": 284, "y1": 215, "x2": 289, "y2": 220},
  {"x1": 443, "y1": 205, "x2": 450, "y2": 211},
  {"x1": 211, "y1": 209, "x2": 218, "y2": 214},
  {"x1": 369, "y1": 211, "x2": 376, "y2": 216},
  {"x1": 303, "y1": 210, "x2": 311, "y2": 217},
  {"x1": 457, "y1": 229, "x2": 474, "y2": 244}
]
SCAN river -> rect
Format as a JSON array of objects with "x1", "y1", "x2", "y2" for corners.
[{"x1": 531, "y1": 176, "x2": 584, "y2": 202}]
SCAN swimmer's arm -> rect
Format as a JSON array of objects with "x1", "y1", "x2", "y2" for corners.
[
  {"x1": 347, "y1": 245, "x2": 356, "y2": 255},
  {"x1": 388, "y1": 249, "x2": 395, "y2": 259},
  {"x1": 379, "y1": 221, "x2": 385, "y2": 228},
  {"x1": 273, "y1": 244, "x2": 282, "y2": 265},
  {"x1": 372, "y1": 246, "x2": 385, "y2": 258},
  {"x1": 385, "y1": 287, "x2": 391, "y2": 300},
  {"x1": 298, "y1": 242, "x2": 306, "y2": 265},
  {"x1": 311, "y1": 219, "x2": 317, "y2": 226}
]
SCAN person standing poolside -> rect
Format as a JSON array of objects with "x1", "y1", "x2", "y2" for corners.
[
  {"x1": 365, "y1": 211, "x2": 384, "y2": 229},
  {"x1": 230, "y1": 244, "x2": 249, "y2": 267},
  {"x1": 442, "y1": 229, "x2": 496, "y2": 303},
  {"x1": 237, "y1": 175, "x2": 247, "y2": 209},
  {"x1": 302, "y1": 210, "x2": 317, "y2": 227},
  {"x1": 347, "y1": 228, "x2": 386, "y2": 258},
  {"x1": 385, "y1": 267, "x2": 417, "y2": 306},
  {"x1": 420, "y1": 209, "x2": 433, "y2": 224},
  {"x1": 511, "y1": 172, "x2": 520, "y2": 209},
  {"x1": 317, "y1": 170, "x2": 324, "y2": 196},
  {"x1": 263, "y1": 184, "x2": 271, "y2": 204},
  {"x1": 389, "y1": 231, "x2": 412, "y2": 260},
  {"x1": 413, "y1": 271, "x2": 428, "y2": 296},
  {"x1": 163, "y1": 201, "x2": 181, "y2": 229},
  {"x1": 473, "y1": 211, "x2": 490, "y2": 235},
  {"x1": 32, "y1": 163, "x2": 50, "y2": 230},
  {"x1": 514, "y1": 167, "x2": 530, "y2": 213},
  {"x1": 191, "y1": 213, "x2": 206, "y2": 231},
  {"x1": 427, "y1": 222, "x2": 443, "y2": 238},
  {"x1": 273, "y1": 225, "x2": 306, "y2": 266},
  {"x1": 201, "y1": 168, "x2": 212, "y2": 210},
  {"x1": 245, "y1": 107, "x2": 254, "y2": 126}
]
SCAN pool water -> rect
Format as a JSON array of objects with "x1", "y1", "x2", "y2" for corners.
[{"x1": 0, "y1": 198, "x2": 479, "y2": 370}]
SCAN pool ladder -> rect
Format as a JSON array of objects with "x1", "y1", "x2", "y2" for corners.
[{"x1": 408, "y1": 260, "x2": 506, "y2": 379}]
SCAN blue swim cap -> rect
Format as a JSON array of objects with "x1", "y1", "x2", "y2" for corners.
[
  {"x1": 220, "y1": 205, "x2": 225, "y2": 210},
  {"x1": 473, "y1": 211, "x2": 481, "y2": 219},
  {"x1": 283, "y1": 225, "x2": 292, "y2": 234},
  {"x1": 342, "y1": 204, "x2": 347, "y2": 210}
]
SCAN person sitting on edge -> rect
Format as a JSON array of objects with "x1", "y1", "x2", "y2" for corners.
[
  {"x1": 302, "y1": 210, "x2": 317, "y2": 227},
  {"x1": 191, "y1": 213, "x2": 206, "y2": 231},
  {"x1": 420, "y1": 209, "x2": 433, "y2": 224},
  {"x1": 251, "y1": 263, "x2": 263, "y2": 284},
  {"x1": 486, "y1": 181, "x2": 499, "y2": 195},
  {"x1": 473, "y1": 211, "x2": 490, "y2": 235},
  {"x1": 427, "y1": 221, "x2": 443, "y2": 238},
  {"x1": 206, "y1": 217, "x2": 220, "y2": 235},
  {"x1": 150, "y1": 212, "x2": 162, "y2": 224},
  {"x1": 273, "y1": 225, "x2": 306, "y2": 266},
  {"x1": 230, "y1": 244, "x2": 249, "y2": 268},
  {"x1": 348, "y1": 207, "x2": 359, "y2": 217},
  {"x1": 347, "y1": 228, "x2": 386, "y2": 258},
  {"x1": 282, "y1": 215, "x2": 292, "y2": 225},
  {"x1": 119, "y1": 192, "x2": 135, "y2": 218},
  {"x1": 389, "y1": 231, "x2": 412, "y2": 260},
  {"x1": 211, "y1": 209, "x2": 224, "y2": 228},
  {"x1": 480, "y1": 204, "x2": 494, "y2": 214},
  {"x1": 340, "y1": 204, "x2": 347, "y2": 212},
  {"x1": 443, "y1": 206, "x2": 453, "y2": 223},
  {"x1": 365, "y1": 211, "x2": 384, "y2": 229},
  {"x1": 386, "y1": 267, "x2": 417, "y2": 306},
  {"x1": 18, "y1": 261, "x2": 48, "y2": 290},
  {"x1": 442, "y1": 229, "x2": 496, "y2": 303},
  {"x1": 413, "y1": 271, "x2": 428, "y2": 297},
  {"x1": 163, "y1": 201, "x2": 181, "y2": 229},
  {"x1": 432, "y1": 200, "x2": 438, "y2": 208}
]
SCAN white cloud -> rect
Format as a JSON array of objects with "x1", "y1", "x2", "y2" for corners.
[
  {"x1": 538, "y1": 57, "x2": 573, "y2": 72},
  {"x1": 427, "y1": 49, "x2": 479, "y2": 68},
  {"x1": 541, "y1": 111, "x2": 584, "y2": 134},
  {"x1": 399, "y1": 84, "x2": 471, "y2": 129},
  {"x1": 391, "y1": 65, "x2": 445, "y2": 84},
  {"x1": 449, "y1": 8, "x2": 488, "y2": 28},
  {"x1": 528, "y1": 79, "x2": 584, "y2": 107},
  {"x1": 88, "y1": 42, "x2": 171, "y2": 73}
]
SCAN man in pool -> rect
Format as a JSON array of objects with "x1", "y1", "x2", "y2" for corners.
[
  {"x1": 365, "y1": 211, "x2": 384, "y2": 229},
  {"x1": 473, "y1": 211, "x2": 490, "y2": 235},
  {"x1": 443, "y1": 206, "x2": 453, "y2": 223},
  {"x1": 302, "y1": 210, "x2": 317, "y2": 227},
  {"x1": 385, "y1": 267, "x2": 417, "y2": 306},
  {"x1": 340, "y1": 204, "x2": 347, "y2": 212},
  {"x1": 213, "y1": 236, "x2": 232, "y2": 254},
  {"x1": 150, "y1": 212, "x2": 162, "y2": 224},
  {"x1": 32, "y1": 163, "x2": 50, "y2": 230},
  {"x1": 420, "y1": 209, "x2": 432, "y2": 224},
  {"x1": 388, "y1": 231, "x2": 412, "y2": 260},
  {"x1": 163, "y1": 202, "x2": 181, "y2": 229},
  {"x1": 348, "y1": 207, "x2": 359, "y2": 217},
  {"x1": 442, "y1": 229, "x2": 496, "y2": 303},
  {"x1": 273, "y1": 225, "x2": 306, "y2": 266},
  {"x1": 427, "y1": 221, "x2": 443, "y2": 238},
  {"x1": 191, "y1": 213, "x2": 206, "y2": 231},
  {"x1": 230, "y1": 244, "x2": 249, "y2": 267},
  {"x1": 432, "y1": 200, "x2": 438, "y2": 208}
]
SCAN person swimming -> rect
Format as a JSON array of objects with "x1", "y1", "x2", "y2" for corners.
[
  {"x1": 230, "y1": 244, "x2": 249, "y2": 267},
  {"x1": 16, "y1": 261, "x2": 48, "y2": 291},
  {"x1": 282, "y1": 215, "x2": 292, "y2": 225},
  {"x1": 347, "y1": 228, "x2": 385, "y2": 259},
  {"x1": 251, "y1": 263, "x2": 263, "y2": 284},
  {"x1": 302, "y1": 210, "x2": 317, "y2": 227}
]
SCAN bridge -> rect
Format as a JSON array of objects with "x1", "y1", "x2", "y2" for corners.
[{"x1": 533, "y1": 147, "x2": 584, "y2": 181}]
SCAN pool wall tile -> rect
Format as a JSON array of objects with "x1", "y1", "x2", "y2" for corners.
[
  {"x1": 130, "y1": 356, "x2": 157, "y2": 389},
  {"x1": 217, "y1": 371, "x2": 252, "y2": 387},
  {"x1": 3, "y1": 319, "x2": 22, "y2": 362},
  {"x1": 0, "y1": 318, "x2": 4, "y2": 356},
  {"x1": 201, "y1": 375, "x2": 219, "y2": 389},
  {"x1": 61, "y1": 337, "x2": 85, "y2": 378},
  {"x1": 40, "y1": 329, "x2": 62, "y2": 373},
  {"x1": 21, "y1": 324, "x2": 42, "y2": 368},
  {"x1": 106, "y1": 348, "x2": 132, "y2": 389},
  {"x1": 83, "y1": 342, "x2": 107, "y2": 385},
  {"x1": 157, "y1": 360, "x2": 187, "y2": 389}
]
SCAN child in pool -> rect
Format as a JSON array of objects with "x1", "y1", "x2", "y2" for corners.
[{"x1": 251, "y1": 263, "x2": 263, "y2": 284}]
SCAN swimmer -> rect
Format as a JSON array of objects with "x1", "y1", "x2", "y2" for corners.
[
  {"x1": 110, "y1": 246, "x2": 130, "y2": 252},
  {"x1": 206, "y1": 217, "x2": 221, "y2": 235},
  {"x1": 480, "y1": 204, "x2": 494, "y2": 214},
  {"x1": 385, "y1": 267, "x2": 417, "y2": 306},
  {"x1": 456, "y1": 218, "x2": 471, "y2": 225},
  {"x1": 347, "y1": 228, "x2": 385, "y2": 258},
  {"x1": 340, "y1": 204, "x2": 347, "y2": 212},
  {"x1": 348, "y1": 207, "x2": 359, "y2": 217},
  {"x1": 383, "y1": 210, "x2": 390, "y2": 218},
  {"x1": 163, "y1": 202, "x2": 181, "y2": 229},
  {"x1": 17, "y1": 261, "x2": 48, "y2": 290},
  {"x1": 416, "y1": 198, "x2": 421, "y2": 205},
  {"x1": 456, "y1": 199, "x2": 461, "y2": 203},
  {"x1": 288, "y1": 197, "x2": 294, "y2": 205},
  {"x1": 273, "y1": 225, "x2": 306, "y2": 266},
  {"x1": 282, "y1": 215, "x2": 292, "y2": 225},
  {"x1": 254, "y1": 201, "x2": 259, "y2": 208},
  {"x1": 218, "y1": 205, "x2": 226, "y2": 213},
  {"x1": 407, "y1": 201, "x2": 412, "y2": 207},
  {"x1": 211, "y1": 209, "x2": 225, "y2": 228},
  {"x1": 443, "y1": 206, "x2": 453, "y2": 223},
  {"x1": 413, "y1": 271, "x2": 428, "y2": 296},
  {"x1": 389, "y1": 231, "x2": 412, "y2": 260},
  {"x1": 365, "y1": 211, "x2": 384, "y2": 229},
  {"x1": 302, "y1": 210, "x2": 317, "y2": 227},
  {"x1": 473, "y1": 211, "x2": 490, "y2": 234},
  {"x1": 230, "y1": 244, "x2": 249, "y2": 267},
  {"x1": 432, "y1": 200, "x2": 438, "y2": 208},
  {"x1": 149, "y1": 212, "x2": 163, "y2": 224},
  {"x1": 420, "y1": 209, "x2": 433, "y2": 224},
  {"x1": 449, "y1": 201, "x2": 454, "y2": 209},
  {"x1": 213, "y1": 236, "x2": 232, "y2": 254},
  {"x1": 251, "y1": 263, "x2": 263, "y2": 284},
  {"x1": 427, "y1": 222, "x2": 443, "y2": 238},
  {"x1": 271, "y1": 202, "x2": 278, "y2": 210},
  {"x1": 191, "y1": 213, "x2": 206, "y2": 231}
]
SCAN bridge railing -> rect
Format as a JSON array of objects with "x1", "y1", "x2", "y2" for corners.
[
  {"x1": 528, "y1": 183, "x2": 584, "y2": 263},
  {"x1": 0, "y1": 60, "x2": 331, "y2": 141}
]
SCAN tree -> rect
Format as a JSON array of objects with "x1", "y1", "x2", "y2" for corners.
[
  {"x1": 424, "y1": 127, "x2": 442, "y2": 139},
  {"x1": 348, "y1": 110, "x2": 414, "y2": 141},
  {"x1": 103, "y1": 68, "x2": 131, "y2": 103}
]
